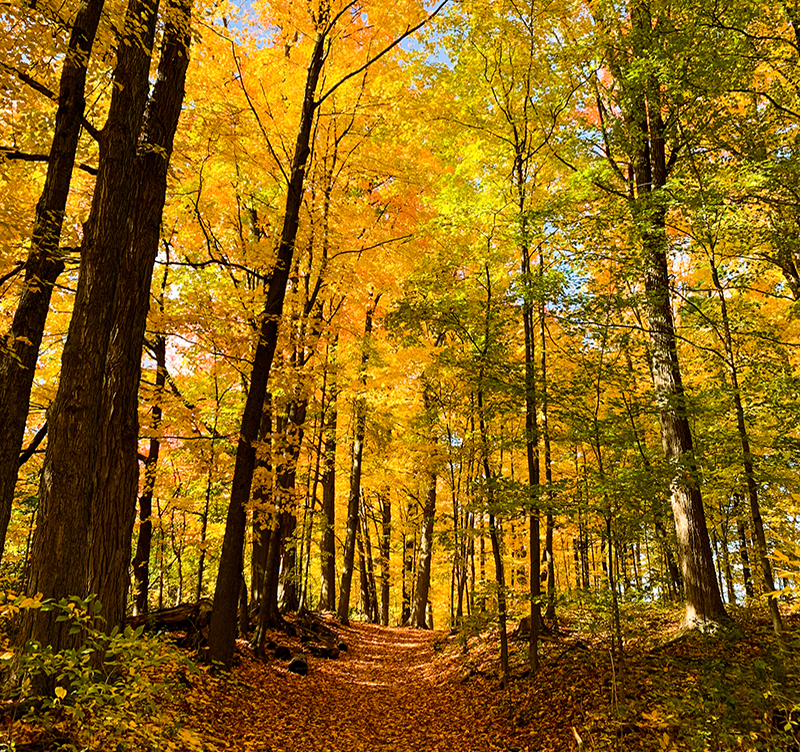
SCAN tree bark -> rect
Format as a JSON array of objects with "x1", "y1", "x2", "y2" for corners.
[
  {"x1": 90, "y1": 0, "x2": 192, "y2": 629},
  {"x1": 0, "y1": 0, "x2": 105, "y2": 560},
  {"x1": 22, "y1": 0, "x2": 160, "y2": 650}
]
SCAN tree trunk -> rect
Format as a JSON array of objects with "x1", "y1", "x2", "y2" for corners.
[
  {"x1": 207, "y1": 24, "x2": 327, "y2": 668},
  {"x1": 624, "y1": 0, "x2": 726, "y2": 627},
  {"x1": 22, "y1": 0, "x2": 160, "y2": 650},
  {"x1": 409, "y1": 472, "x2": 436, "y2": 628},
  {"x1": 337, "y1": 295, "x2": 377, "y2": 624},
  {"x1": 319, "y1": 343, "x2": 339, "y2": 612},
  {"x1": 737, "y1": 515, "x2": 755, "y2": 599},
  {"x1": 132, "y1": 334, "x2": 167, "y2": 616},
  {"x1": 379, "y1": 492, "x2": 391, "y2": 626},
  {"x1": 708, "y1": 256, "x2": 782, "y2": 632},
  {"x1": 251, "y1": 397, "x2": 273, "y2": 608},
  {"x1": 0, "y1": 0, "x2": 105, "y2": 559},
  {"x1": 276, "y1": 399, "x2": 307, "y2": 613},
  {"x1": 90, "y1": 0, "x2": 192, "y2": 629}
]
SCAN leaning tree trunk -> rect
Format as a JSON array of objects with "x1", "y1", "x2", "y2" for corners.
[
  {"x1": 22, "y1": 0, "x2": 159, "y2": 651},
  {"x1": 207, "y1": 25, "x2": 327, "y2": 669},
  {"x1": 0, "y1": 0, "x2": 105, "y2": 560},
  {"x1": 90, "y1": 0, "x2": 192, "y2": 630},
  {"x1": 709, "y1": 256, "x2": 782, "y2": 633}
]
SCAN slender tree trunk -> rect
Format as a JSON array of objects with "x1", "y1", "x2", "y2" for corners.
[
  {"x1": 402, "y1": 529, "x2": 414, "y2": 624},
  {"x1": 319, "y1": 341, "x2": 339, "y2": 611},
  {"x1": 521, "y1": 242, "x2": 541, "y2": 672},
  {"x1": 708, "y1": 256, "x2": 782, "y2": 632},
  {"x1": 276, "y1": 399, "x2": 306, "y2": 613},
  {"x1": 207, "y1": 25, "x2": 327, "y2": 668},
  {"x1": 251, "y1": 397, "x2": 274, "y2": 610},
  {"x1": 23, "y1": 0, "x2": 160, "y2": 650},
  {"x1": 90, "y1": 0, "x2": 192, "y2": 629},
  {"x1": 0, "y1": 0, "x2": 105, "y2": 558},
  {"x1": 540, "y1": 291, "x2": 556, "y2": 621},
  {"x1": 132, "y1": 334, "x2": 166, "y2": 616},
  {"x1": 410, "y1": 472, "x2": 436, "y2": 628},
  {"x1": 379, "y1": 492, "x2": 391, "y2": 625},
  {"x1": 338, "y1": 295, "x2": 378, "y2": 624},
  {"x1": 738, "y1": 514, "x2": 755, "y2": 599}
]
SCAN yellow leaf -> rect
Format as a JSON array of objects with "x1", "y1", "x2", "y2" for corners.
[{"x1": 54, "y1": 687, "x2": 66, "y2": 700}]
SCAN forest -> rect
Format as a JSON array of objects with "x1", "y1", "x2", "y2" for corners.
[{"x1": 2, "y1": 0, "x2": 800, "y2": 748}]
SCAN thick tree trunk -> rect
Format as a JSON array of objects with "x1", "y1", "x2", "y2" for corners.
[
  {"x1": 90, "y1": 0, "x2": 192, "y2": 629},
  {"x1": 337, "y1": 297, "x2": 377, "y2": 624},
  {"x1": 22, "y1": 0, "x2": 159, "y2": 650},
  {"x1": 207, "y1": 26, "x2": 327, "y2": 668},
  {"x1": 0, "y1": 0, "x2": 105, "y2": 559},
  {"x1": 409, "y1": 472, "x2": 436, "y2": 628}
]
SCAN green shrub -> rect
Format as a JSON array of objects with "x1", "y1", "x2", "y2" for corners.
[{"x1": 0, "y1": 592, "x2": 193, "y2": 751}]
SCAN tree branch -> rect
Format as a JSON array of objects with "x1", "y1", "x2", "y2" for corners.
[
  {"x1": 316, "y1": 0, "x2": 450, "y2": 108},
  {"x1": 1, "y1": 147, "x2": 98, "y2": 175}
]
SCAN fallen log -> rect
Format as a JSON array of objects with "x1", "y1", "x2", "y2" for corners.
[{"x1": 125, "y1": 599, "x2": 213, "y2": 648}]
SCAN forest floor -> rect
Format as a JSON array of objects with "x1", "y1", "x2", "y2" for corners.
[
  {"x1": 172, "y1": 605, "x2": 800, "y2": 752},
  {"x1": 4, "y1": 603, "x2": 800, "y2": 751}
]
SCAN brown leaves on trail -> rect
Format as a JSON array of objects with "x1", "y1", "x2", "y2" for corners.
[{"x1": 178, "y1": 617, "x2": 558, "y2": 752}]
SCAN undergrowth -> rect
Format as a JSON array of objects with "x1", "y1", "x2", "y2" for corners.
[{"x1": 0, "y1": 592, "x2": 201, "y2": 751}]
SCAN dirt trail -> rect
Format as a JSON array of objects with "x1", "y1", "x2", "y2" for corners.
[{"x1": 186, "y1": 620, "x2": 543, "y2": 752}]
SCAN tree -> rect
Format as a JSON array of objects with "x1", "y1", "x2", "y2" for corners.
[
  {"x1": 0, "y1": 0, "x2": 106, "y2": 560},
  {"x1": 23, "y1": 0, "x2": 163, "y2": 650}
]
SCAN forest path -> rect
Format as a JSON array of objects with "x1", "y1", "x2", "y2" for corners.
[{"x1": 186, "y1": 619, "x2": 546, "y2": 752}]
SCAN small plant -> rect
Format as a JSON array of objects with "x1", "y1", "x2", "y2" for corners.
[{"x1": 0, "y1": 591, "x2": 194, "y2": 751}]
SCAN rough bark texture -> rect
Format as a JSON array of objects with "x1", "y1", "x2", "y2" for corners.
[
  {"x1": 90, "y1": 0, "x2": 192, "y2": 630},
  {"x1": 207, "y1": 26, "x2": 328, "y2": 668},
  {"x1": 0, "y1": 0, "x2": 105, "y2": 560},
  {"x1": 23, "y1": 0, "x2": 159, "y2": 650}
]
